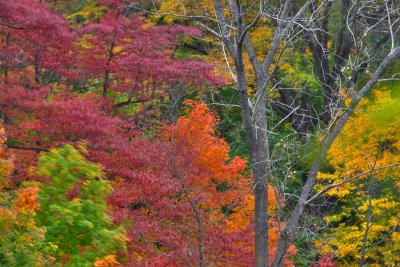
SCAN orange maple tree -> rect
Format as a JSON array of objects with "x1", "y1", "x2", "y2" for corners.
[
  {"x1": 164, "y1": 100, "x2": 290, "y2": 264},
  {"x1": 109, "y1": 101, "x2": 289, "y2": 266}
]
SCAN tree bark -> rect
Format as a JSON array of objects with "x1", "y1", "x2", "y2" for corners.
[
  {"x1": 34, "y1": 53, "x2": 40, "y2": 84},
  {"x1": 236, "y1": 54, "x2": 270, "y2": 267},
  {"x1": 102, "y1": 32, "x2": 116, "y2": 98}
]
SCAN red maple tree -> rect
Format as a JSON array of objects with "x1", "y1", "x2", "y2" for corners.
[
  {"x1": 77, "y1": 6, "x2": 221, "y2": 99},
  {"x1": 109, "y1": 101, "x2": 252, "y2": 266},
  {"x1": 0, "y1": 0, "x2": 75, "y2": 85}
]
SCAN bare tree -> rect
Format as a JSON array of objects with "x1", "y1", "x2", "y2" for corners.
[{"x1": 146, "y1": 0, "x2": 400, "y2": 265}]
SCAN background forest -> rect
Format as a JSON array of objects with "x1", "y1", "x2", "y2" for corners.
[{"x1": 0, "y1": 0, "x2": 399, "y2": 266}]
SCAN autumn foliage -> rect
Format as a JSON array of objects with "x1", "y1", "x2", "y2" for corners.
[
  {"x1": 0, "y1": 0, "x2": 282, "y2": 264},
  {"x1": 2, "y1": 0, "x2": 398, "y2": 266}
]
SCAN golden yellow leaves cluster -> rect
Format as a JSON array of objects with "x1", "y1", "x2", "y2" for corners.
[{"x1": 316, "y1": 88, "x2": 400, "y2": 265}]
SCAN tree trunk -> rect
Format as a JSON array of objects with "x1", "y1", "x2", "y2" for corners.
[
  {"x1": 34, "y1": 53, "x2": 40, "y2": 84},
  {"x1": 103, "y1": 67, "x2": 110, "y2": 97},
  {"x1": 239, "y1": 97, "x2": 269, "y2": 267},
  {"x1": 3, "y1": 33, "x2": 10, "y2": 85},
  {"x1": 253, "y1": 143, "x2": 269, "y2": 267},
  {"x1": 236, "y1": 53, "x2": 270, "y2": 266},
  {"x1": 103, "y1": 36, "x2": 115, "y2": 98}
]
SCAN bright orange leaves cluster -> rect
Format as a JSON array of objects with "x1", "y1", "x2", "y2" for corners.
[
  {"x1": 0, "y1": 123, "x2": 13, "y2": 187},
  {"x1": 163, "y1": 100, "x2": 248, "y2": 208},
  {"x1": 13, "y1": 186, "x2": 39, "y2": 212},
  {"x1": 94, "y1": 255, "x2": 121, "y2": 267}
]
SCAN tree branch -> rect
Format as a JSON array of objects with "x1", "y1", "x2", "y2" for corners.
[
  {"x1": 6, "y1": 144, "x2": 48, "y2": 152},
  {"x1": 305, "y1": 162, "x2": 400, "y2": 205}
]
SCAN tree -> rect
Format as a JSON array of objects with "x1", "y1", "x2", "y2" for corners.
[
  {"x1": 109, "y1": 101, "x2": 292, "y2": 266},
  {"x1": 35, "y1": 144, "x2": 126, "y2": 266},
  {"x1": 162, "y1": 100, "x2": 252, "y2": 266},
  {"x1": 109, "y1": 101, "x2": 249, "y2": 265},
  {"x1": 155, "y1": 1, "x2": 400, "y2": 265},
  {"x1": 77, "y1": 3, "x2": 221, "y2": 100},
  {"x1": 0, "y1": 0, "x2": 75, "y2": 85},
  {"x1": 315, "y1": 88, "x2": 400, "y2": 266}
]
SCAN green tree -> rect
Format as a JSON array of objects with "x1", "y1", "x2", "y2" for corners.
[{"x1": 35, "y1": 145, "x2": 126, "y2": 266}]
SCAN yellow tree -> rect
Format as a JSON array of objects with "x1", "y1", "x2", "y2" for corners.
[{"x1": 316, "y1": 88, "x2": 400, "y2": 266}]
